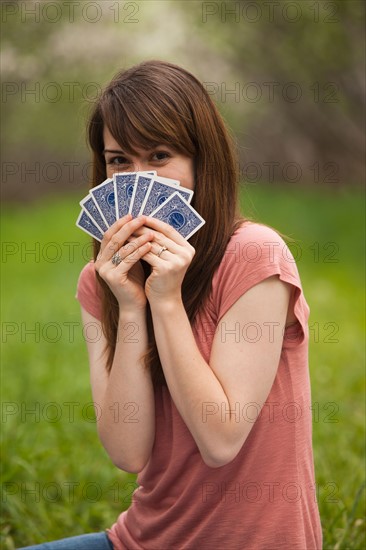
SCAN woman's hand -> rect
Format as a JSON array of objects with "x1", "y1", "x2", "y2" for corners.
[
  {"x1": 95, "y1": 214, "x2": 154, "y2": 312},
  {"x1": 134, "y1": 217, "x2": 196, "y2": 306}
]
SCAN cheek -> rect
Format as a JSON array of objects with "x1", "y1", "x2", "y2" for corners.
[
  {"x1": 173, "y1": 169, "x2": 193, "y2": 190},
  {"x1": 184, "y1": 160, "x2": 195, "y2": 190},
  {"x1": 169, "y1": 159, "x2": 195, "y2": 189},
  {"x1": 106, "y1": 166, "x2": 123, "y2": 179}
]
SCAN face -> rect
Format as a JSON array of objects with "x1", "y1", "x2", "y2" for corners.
[{"x1": 103, "y1": 126, "x2": 195, "y2": 191}]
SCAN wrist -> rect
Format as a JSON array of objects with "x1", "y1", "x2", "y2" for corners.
[
  {"x1": 149, "y1": 295, "x2": 184, "y2": 314},
  {"x1": 117, "y1": 308, "x2": 147, "y2": 344},
  {"x1": 118, "y1": 305, "x2": 146, "y2": 322}
]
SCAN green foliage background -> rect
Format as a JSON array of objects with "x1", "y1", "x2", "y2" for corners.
[{"x1": 1, "y1": 186, "x2": 365, "y2": 548}]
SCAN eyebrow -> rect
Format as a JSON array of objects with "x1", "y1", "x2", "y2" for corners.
[
  {"x1": 103, "y1": 145, "x2": 168, "y2": 156},
  {"x1": 103, "y1": 149, "x2": 125, "y2": 155}
]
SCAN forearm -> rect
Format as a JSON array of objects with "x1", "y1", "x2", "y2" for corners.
[
  {"x1": 150, "y1": 299, "x2": 235, "y2": 467},
  {"x1": 98, "y1": 310, "x2": 155, "y2": 472}
]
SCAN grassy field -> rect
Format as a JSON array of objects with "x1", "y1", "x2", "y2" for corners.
[{"x1": 1, "y1": 184, "x2": 365, "y2": 549}]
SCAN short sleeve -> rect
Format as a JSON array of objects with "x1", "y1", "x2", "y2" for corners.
[
  {"x1": 75, "y1": 261, "x2": 102, "y2": 320},
  {"x1": 211, "y1": 223, "x2": 310, "y2": 345}
]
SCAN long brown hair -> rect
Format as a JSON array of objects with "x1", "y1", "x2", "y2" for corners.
[{"x1": 87, "y1": 60, "x2": 245, "y2": 386}]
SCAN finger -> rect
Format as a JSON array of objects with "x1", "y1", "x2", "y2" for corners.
[
  {"x1": 138, "y1": 249, "x2": 163, "y2": 268},
  {"x1": 133, "y1": 220, "x2": 192, "y2": 251},
  {"x1": 114, "y1": 241, "x2": 153, "y2": 271},
  {"x1": 149, "y1": 242, "x2": 173, "y2": 260},
  {"x1": 132, "y1": 227, "x2": 181, "y2": 256},
  {"x1": 99, "y1": 214, "x2": 132, "y2": 254},
  {"x1": 143, "y1": 217, "x2": 189, "y2": 247},
  {"x1": 141, "y1": 242, "x2": 194, "y2": 268},
  {"x1": 103, "y1": 216, "x2": 151, "y2": 261},
  {"x1": 119, "y1": 233, "x2": 154, "y2": 261}
]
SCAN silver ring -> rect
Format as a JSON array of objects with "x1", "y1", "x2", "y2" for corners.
[
  {"x1": 111, "y1": 252, "x2": 122, "y2": 266},
  {"x1": 156, "y1": 246, "x2": 168, "y2": 258}
]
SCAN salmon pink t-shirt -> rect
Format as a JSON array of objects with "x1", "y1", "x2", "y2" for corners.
[{"x1": 76, "y1": 222, "x2": 322, "y2": 550}]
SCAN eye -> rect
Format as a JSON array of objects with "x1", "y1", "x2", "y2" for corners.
[
  {"x1": 152, "y1": 151, "x2": 171, "y2": 161},
  {"x1": 106, "y1": 156, "x2": 129, "y2": 166}
]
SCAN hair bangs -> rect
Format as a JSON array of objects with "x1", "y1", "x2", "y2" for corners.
[{"x1": 100, "y1": 85, "x2": 195, "y2": 157}]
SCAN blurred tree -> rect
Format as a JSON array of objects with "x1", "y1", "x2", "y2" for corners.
[
  {"x1": 1, "y1": 0, "x2": 136, "y2": 200},
  {"x1": 1, "y1": 0, "x2": 364, "y2": 201},
  {"x1": 176, "y1": 0, "x2": 365, "y2": 186}
]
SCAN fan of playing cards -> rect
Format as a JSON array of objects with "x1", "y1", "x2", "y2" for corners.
[{"x1": 76, "y1": 171, "x2": 205, "y2": 242}]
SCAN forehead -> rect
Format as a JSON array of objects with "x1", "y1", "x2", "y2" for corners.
[
  {"x1": 103, "y1": 125, "x2": 160, "y2": 154},
  {"x1": 103, "y1": 126, "x2": 120, "y2": 147}
]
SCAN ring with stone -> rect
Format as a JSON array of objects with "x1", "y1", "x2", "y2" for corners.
[{"x1": 111, "y1": 252, "x2": 122, "y2": 266}]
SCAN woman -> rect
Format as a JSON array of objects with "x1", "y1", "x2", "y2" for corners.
[{"x1": 21, "y1": 60, "x2": 322, "y2": 549}]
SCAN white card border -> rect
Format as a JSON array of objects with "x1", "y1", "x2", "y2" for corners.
[{"x1": 79, "y1": 194, "x2": 107, "y2": 233}]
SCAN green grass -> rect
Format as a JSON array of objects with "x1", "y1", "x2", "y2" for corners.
[{"x1": 1, "y1": 185, "x2": 365, "y2": 549}]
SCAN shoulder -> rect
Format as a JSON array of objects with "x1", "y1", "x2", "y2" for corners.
[
  {"x1": 217, "y1": 221, "x2": 294, "y2": 274},
  {"x1": 227, "y1": 221, "x2": 288, "y2": 254},
  {"x1": 210, "y1": 221, "x2": 305, "y2": 321}
]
